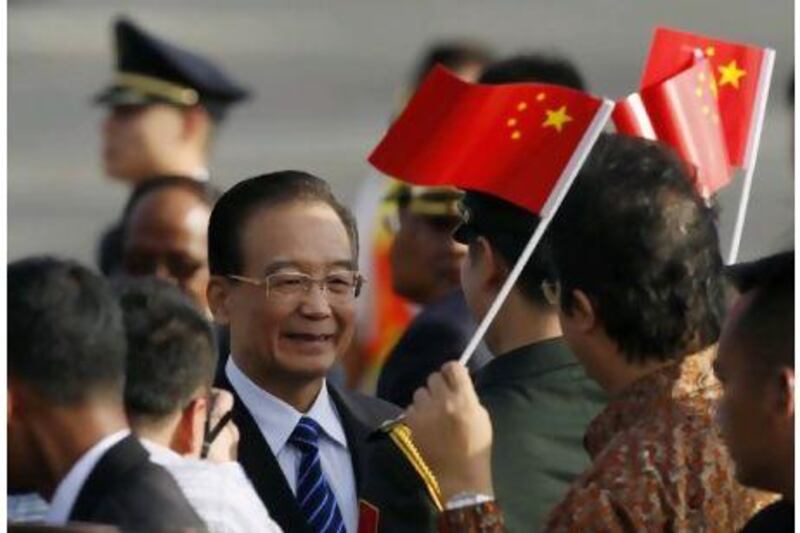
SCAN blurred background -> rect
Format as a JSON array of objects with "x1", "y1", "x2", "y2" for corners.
[{"x1": 9, "y1": 0, "x2": 794, "y2": 265}]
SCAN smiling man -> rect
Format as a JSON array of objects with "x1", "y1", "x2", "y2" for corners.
[{"x1": 207, "y1": 171, "x2": 437, "y2": 533}]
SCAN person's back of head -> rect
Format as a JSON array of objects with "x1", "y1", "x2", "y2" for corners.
[
  {"x1": 114, "y1": 277, "x2": 217, "y2": 448},
  {"x1": 9, "y1": 256, "x2": 127, "y2": 404},
  {"x1": 550, "y1": 133, "x2": 725, "y2": 365},
  {"x1": 8, "y1": 256, "x2": 127, "y2": 494},
  {"x1": 410, "y1": 40, "x2": 494, "y2": 88},
  {"x1": 453, "y1": 191, "x2": 554, "y2": 311},
  {"x1": 716, "y1": 251, "x2": 794, "y2": 496},
  {"x1": 478, "y1": 53, "x2": 586, "y2": 90}
]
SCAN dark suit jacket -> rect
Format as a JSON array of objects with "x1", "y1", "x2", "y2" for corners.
[
  {"x1": 68, "y1": 435, "x2": 204, "y2": 530},
  {"x1": 219, "y1": 374, "x2": 437, "y2": 533},
  {"x1": 377, "y1": 290, "x2": 491, "y2": 408}
]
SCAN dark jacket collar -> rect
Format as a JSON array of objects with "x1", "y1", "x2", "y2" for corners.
[
  {"x1": 69, "y1": 435, "x2": 145, "y2": 520},
  {"x1": 475, "y1": 337, "x2": 578, "y2": 389}
]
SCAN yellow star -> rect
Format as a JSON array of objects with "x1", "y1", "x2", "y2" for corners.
[
  {"x1": 718, "y1": 60, "x2": 747, "y2": 89},
  {"x1": 542, "y1": 105, "x2": 572, "y2": 132}
]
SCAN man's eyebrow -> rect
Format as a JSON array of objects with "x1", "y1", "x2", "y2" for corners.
[{"x1": 262, "y1": 259, "x2": 357, "y2": 275}]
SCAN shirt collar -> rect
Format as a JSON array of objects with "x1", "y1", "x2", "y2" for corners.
[
  {"x1": 45, "y1": 429, "x2": 130, "y2": 525},
  {"x1": 140, "y1": 438, "x2": 183, "y2": 464},
  {"x1": 226, "y1": 357, "x2": 348, "y2": 454},
  {"x1": 584, "y1": 347, "x2": 719, "y2": 458}
]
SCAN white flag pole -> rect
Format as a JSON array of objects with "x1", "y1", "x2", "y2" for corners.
[
  {"x1": 726, "y1": 49, "x2": 776, "y2": 265},
  {"x1": 457, "y1": 99, "x2": 615, "y2": 366}
]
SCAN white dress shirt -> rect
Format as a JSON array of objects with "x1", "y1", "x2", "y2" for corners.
[
  {"x1": 45, "y1": 429, "x2": 130, "y2": 525},
  {"x1": 141, "y1": 439, "x2": 282, "y2": 533},
  {"x1": 226, "y1": 357, "x2": 358, "y2": 533}
]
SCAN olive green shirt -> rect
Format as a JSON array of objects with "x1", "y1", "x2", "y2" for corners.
[{"x1": 475, "y1": 338, "x2": 606, "y2": 532}]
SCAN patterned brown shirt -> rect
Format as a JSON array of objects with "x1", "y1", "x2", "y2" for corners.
[{"x1": 544, "y1": 348, "x2": 774, "y2": 532}]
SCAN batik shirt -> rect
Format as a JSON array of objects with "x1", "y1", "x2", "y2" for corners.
[{"x1": 545, "y1": 348, "x2": 774, "y2": 532}]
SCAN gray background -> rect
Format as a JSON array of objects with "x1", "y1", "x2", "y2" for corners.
[{"x1": 9, "y1": 0, "x2": 794, "y2": 265}]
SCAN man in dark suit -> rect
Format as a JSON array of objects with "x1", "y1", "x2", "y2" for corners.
[
  {"x1": 376, "y1": 185, "x2": 490, "y2": 408},
  {"x1": 207, "y1": 172, "x2": 438, "y2": 532},
  {"x1": 8, "y1": 257, "x2": 203, "y2": 529},
  {"x1": 96, "y1": 17, "x2": 249, "y2": 275}
]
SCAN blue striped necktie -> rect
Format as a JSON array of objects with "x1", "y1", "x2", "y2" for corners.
[{"x1": 289, "y1": 416, "x2": 346, "y2": 533}]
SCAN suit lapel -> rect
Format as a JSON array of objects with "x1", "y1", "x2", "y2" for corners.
[
  {"x1": 68, "y1": 435, "x2": 143, "y2": 521},
  {"x1": 327, "y1": 385, "x2": 400, "y2": 497},
  {"x1": 223, "y1": 371, "x2": 312, "y2": 533}
]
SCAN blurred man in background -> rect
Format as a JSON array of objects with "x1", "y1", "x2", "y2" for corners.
[
  {"x1": 119, "y1": 176, "x2": 219, "y2": 315},
  {"x1": 96, "y1": 17, "x2": 248, "y2": 275},
  {"x1": 717, "y1": 251, "x2": 794, "y2": 532},
  {"x1": 376, "y1": 185, "x2": 490, "y2": 407},
  {"x1": 349, "y1": 39, "x2": 494, "y2": 391},
  {"x1": 8, "y1": 257, "x2": 203, "y2": 529}
]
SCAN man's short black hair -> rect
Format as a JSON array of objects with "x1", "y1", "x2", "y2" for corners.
[
  {"x1": 411, "y1": 40, "x2": 494, "y2": 89},
  {"x1": 9, "y1": 257, "x2": 127, "y2": 404},
  {"x1": 114, "y1": 277, "x2": 217, "y2": 421},
  {"x1": 208, "y1": 170, "x2": 359, "y2": 276},
  {"x1": 454, "y1": 191, "x2": 553, "y2": 307},
  {"x1": 729, "y1": 251, "x2": 794, "y2": 373},
  {"x1": 550, "y1": 134, "x2": 725, "y2": 364},
  {"x1": 479, "y1": 53, "x2": 586, "y2": 90}
]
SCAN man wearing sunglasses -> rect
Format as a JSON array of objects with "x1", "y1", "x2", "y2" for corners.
[
  {"x1": 377, "y1": 184, "x2": 490, "y2": 408},
  {"x1": 207, "y1": 171, "x2": 437, "y2": 533}
]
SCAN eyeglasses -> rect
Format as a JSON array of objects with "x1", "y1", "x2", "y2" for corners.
[
  {"x1": 228, "y1": 271, "x2": 365, "y2": 304},
  {"x1": 540, "y1": 280, "x2": 562, "y2": 307}
]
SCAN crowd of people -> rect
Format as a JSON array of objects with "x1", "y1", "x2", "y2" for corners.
[{"x1": 7, "y1": 15, "x2": 795, "y2": 533}]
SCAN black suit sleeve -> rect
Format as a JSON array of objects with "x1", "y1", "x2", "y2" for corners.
[{"x1": 377, "y1": 320, "x2": 465, "y2": 408}]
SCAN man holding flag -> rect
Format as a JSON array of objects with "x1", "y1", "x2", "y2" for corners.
[{"x1": 404, "y1": 135, "x2": 772, "y2": 531}]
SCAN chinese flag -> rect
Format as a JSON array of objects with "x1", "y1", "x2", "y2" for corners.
[
  {"x1": 641, "y1": 27, "x2": 770, "y2": 167},
  {"x1": 368, "y1": 66, "x2": 604, "y2": 215},
  {"x1": 615, "y1": 60, "x2": 733, "y2": 196}
]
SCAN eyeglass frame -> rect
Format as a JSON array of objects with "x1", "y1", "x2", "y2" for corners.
[{"x1": 227, "y1": 271, "x2": 366, "y2": 301}]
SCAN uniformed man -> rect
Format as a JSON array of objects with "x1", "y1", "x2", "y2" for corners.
[
  {"x1": 376, "y1": 184, "x2": 491, "y2": 407},
  {"x1": 95, "y1": 17, "x2": 249, "y2": 275}
]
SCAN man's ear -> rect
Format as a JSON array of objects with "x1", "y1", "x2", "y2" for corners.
[
  {"x1": 181, "y1": 106, "x2": 211, "y2": 142},
  {"x1": 777, "y1": 367, "x2": 794, "y2": 418},
  {"x1": 170, "y1": 395, "x2": 208, "y2": 458},
  {"x1": 473, "y1": 237, "x2": 505, "y2": 292},
  {"x1": 565, "y1": 289, "x2": 598, "y2": 333},
  {"x1": 207, "y1": 276, "x2": 231, "y2": 326}
]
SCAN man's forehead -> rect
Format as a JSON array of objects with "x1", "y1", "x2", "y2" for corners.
[{"x1": 240, "y1": 203, "x2": 355, "y2": 268}]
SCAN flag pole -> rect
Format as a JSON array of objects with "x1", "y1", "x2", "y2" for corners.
[
  {"x1": 457, "y1": 100, "x2": 615, "y2": 366},
  {"x1": 726, "y1": 49, "x2": 776, "y2": 265}
]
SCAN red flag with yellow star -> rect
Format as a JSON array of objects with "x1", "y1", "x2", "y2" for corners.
[
  {"x1": 616, "y1": 59, "x2": 733, "y2": 197},
  {"x1": 368, "y1": 66, "x2": 608, "y2": 215},
  {"x1": 641, "y1": 27, "x2": 773, "y2": 168}
]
